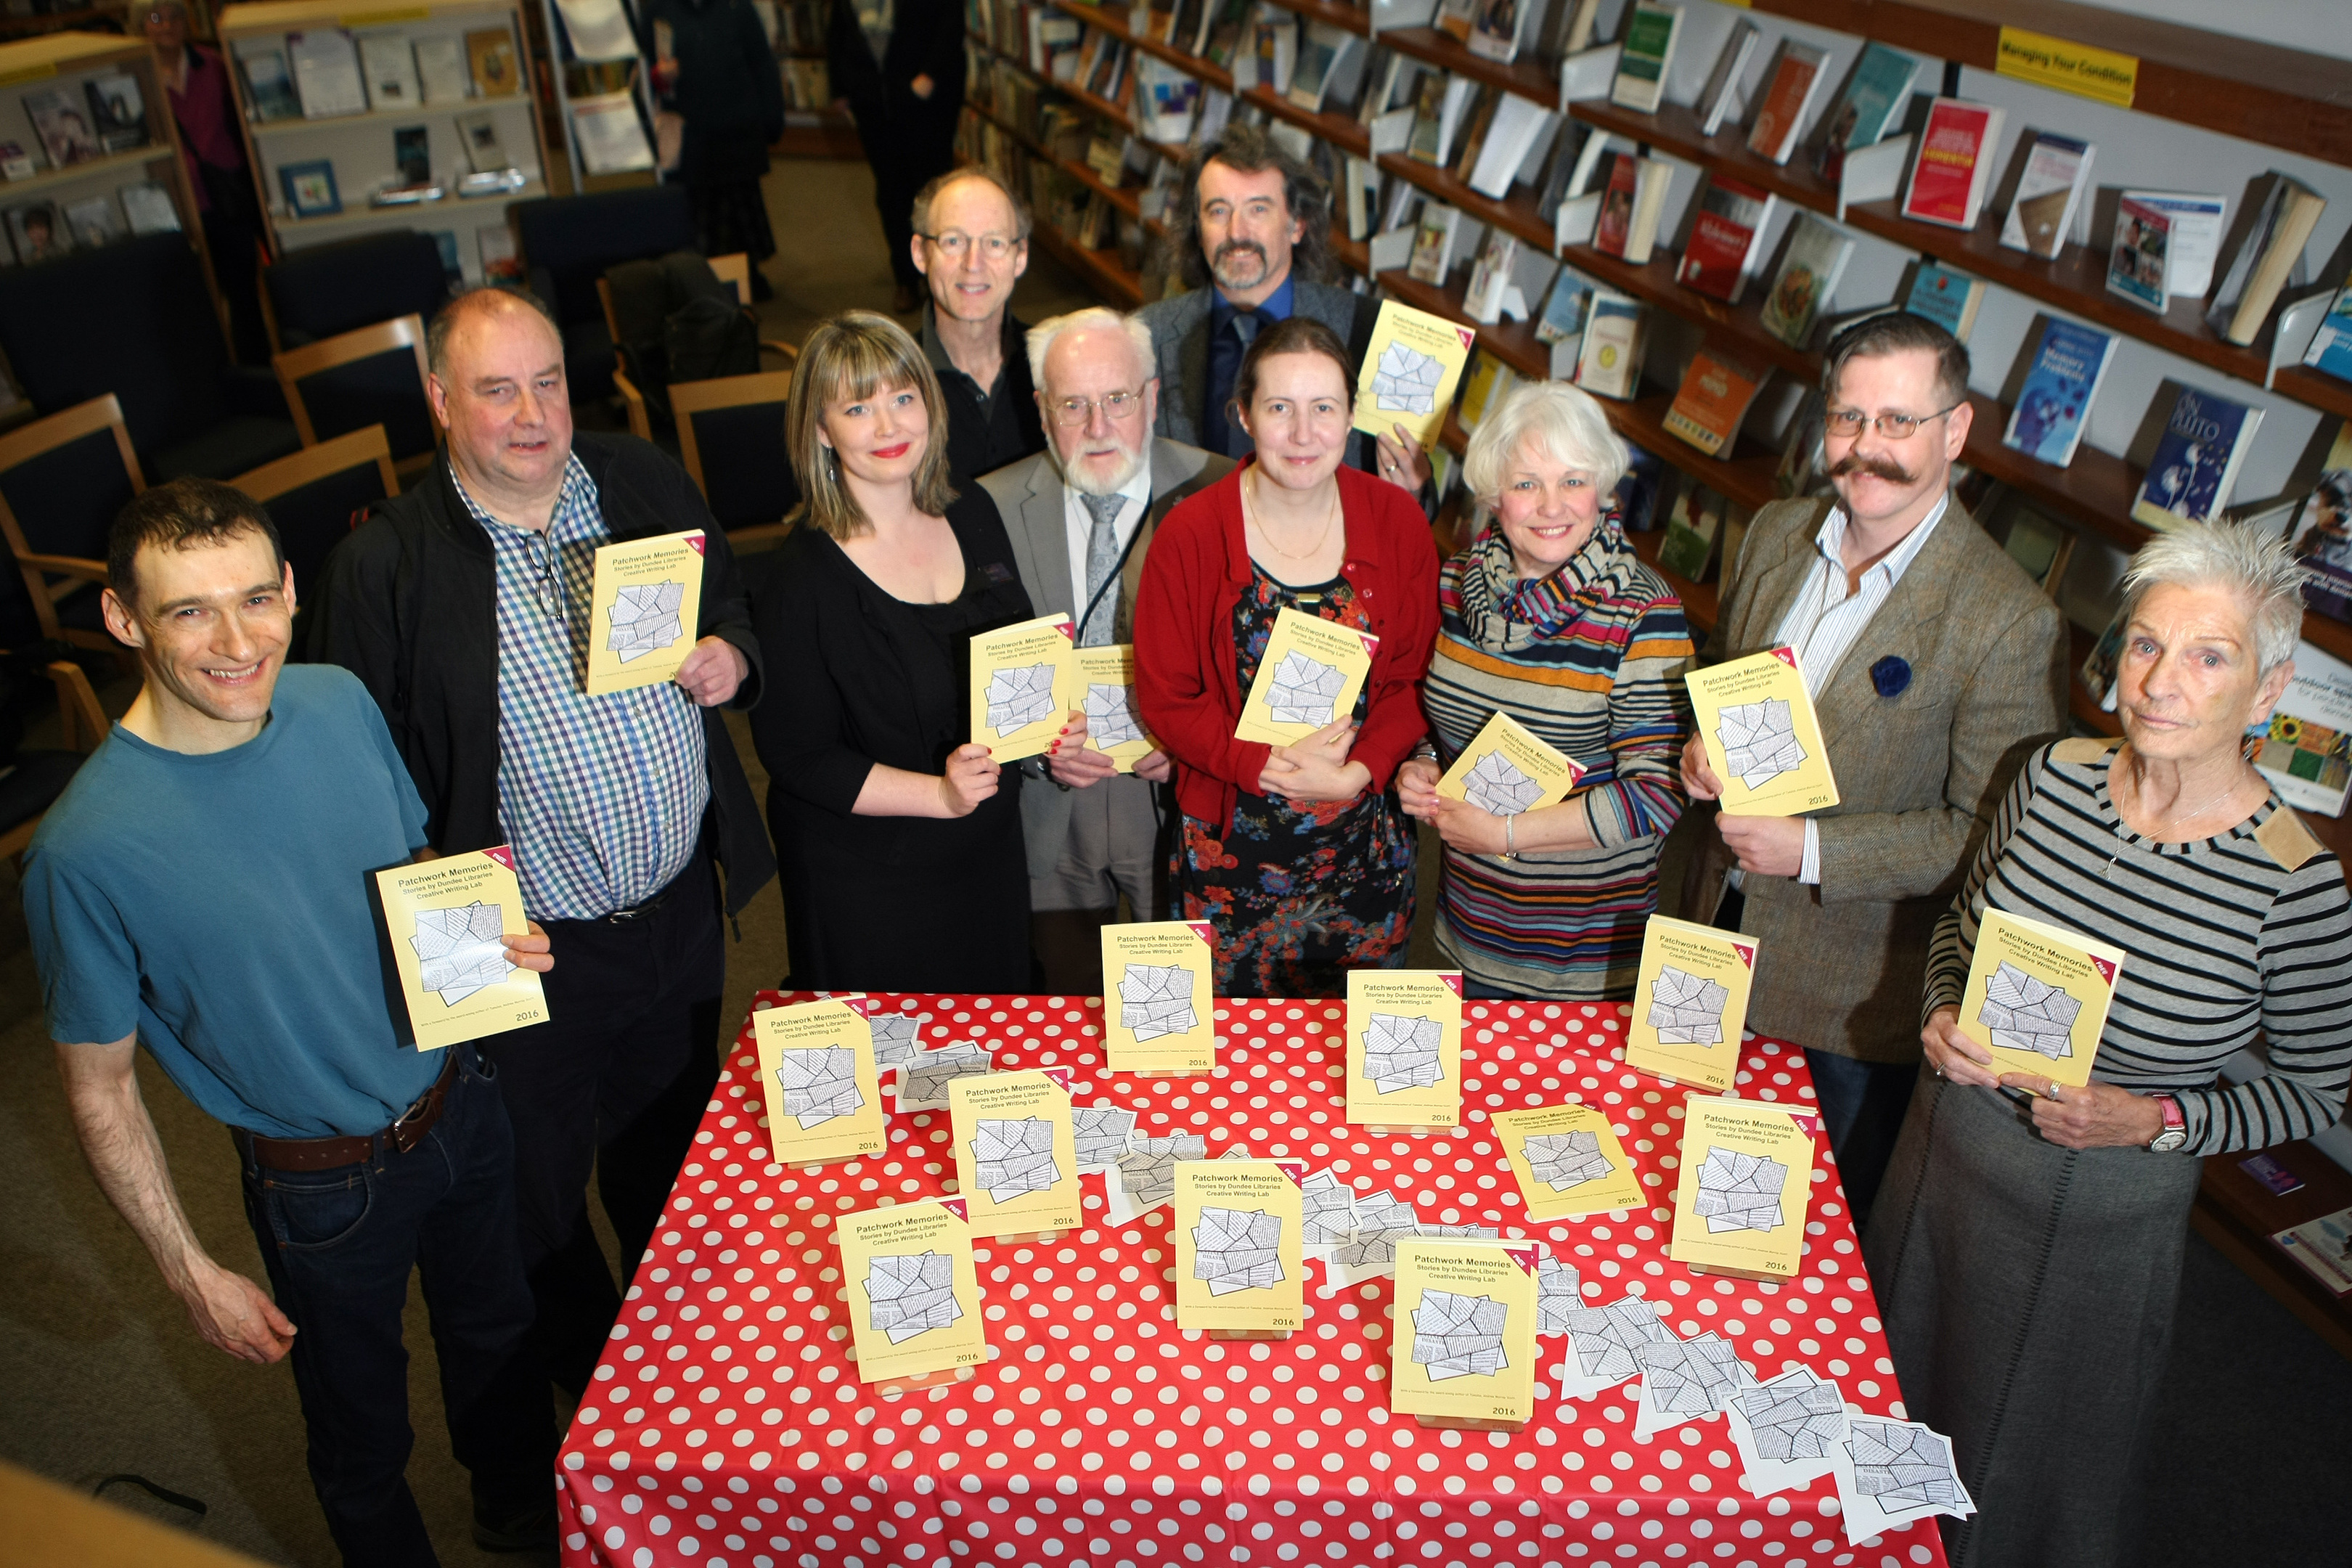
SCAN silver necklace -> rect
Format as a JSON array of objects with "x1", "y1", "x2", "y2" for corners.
[{"x1": 2105, "y1": 764, "x2": 2248, "y2": 877}]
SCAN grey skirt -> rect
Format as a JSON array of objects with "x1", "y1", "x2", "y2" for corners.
[{"x1": 1861, "y1": 1066, "x2": 2202, "y2": 1568}]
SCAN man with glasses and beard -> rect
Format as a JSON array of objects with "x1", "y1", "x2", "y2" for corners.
[
  {"x1": 978, "y1": 309, "x2": 1233, "y2": 990},
  {"x1": 1674, "y1": 311, "x2": 2065, "y2": 1220},
  {"x1": 909, "y1": 166, "x2": 1048, "y2": 485}
]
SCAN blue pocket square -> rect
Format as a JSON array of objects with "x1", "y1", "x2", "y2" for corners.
[{"x1": 1871, "y1": 656, "x2": 1911, "y2": 698}]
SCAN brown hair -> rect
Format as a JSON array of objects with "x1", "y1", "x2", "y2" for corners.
[
  {"x1": 1228, "y1": 315, "x2": 1353, "y2": 432},
  {"x1": 1157, "y1": 123, "x2": 1334, "y2": 290},
  {"x1": 425, "y1": 285, "x2": 560, "y2": 378},
  {"x1": 108, "y1": 478, "x2": 284, "y2": 608},
  {"x1": 1821, "y1": 309, "x2": 1971, "y2": 412},
  {"x1": 783, "y1": 310, "x2": 958, "y2": 539}
]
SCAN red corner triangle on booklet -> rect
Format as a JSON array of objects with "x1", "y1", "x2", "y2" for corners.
[
  {"x1": 1042, "y1": 1066, "x2": 1074, "y2": 1090},
  {"x1": 1275, "y1": 1160, "x2": 1307, "y2": 1185},
  {"x1": 939, "y1": 1198, "x2": 968, "y2": 1221},
  {"x1": 1732, "y1": 943, "x2": 1756, "y2": 968},
  {"x1": 1505, "y1": 1245, "x2": 1540, "y2": 1275},
  {"x1": 685, "y1": 534, "x2": 706, "y2": 555},
  {"x1": 1769, "y1": 647, "x2": 1797, "y2": 670},
  {"x1": 1440, "y1": 973, "x2": 1464, "y2": 996},
  {"x1": 482, "y1": 844, "x2": 516, "y2": 870}
]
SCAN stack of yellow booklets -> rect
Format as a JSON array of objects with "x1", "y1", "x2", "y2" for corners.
[
  {"x1": 949, "y1": 1067, "x2": 1081, "y2": 1236},
  {"x1": 1667, "y1": 1095, "x2": 1819, "y2": 1281},
  {"x1": 1435, "y1": 711, "x2": 1586, "y2": 817},
  {"x1": 1234, "y1": 607, "x2": 1378, "y2": 746},
  {"x1": 1685, "y1": 646, "x2": 1839, "y2": 815},
  {"x1": 375, "y1": 846, "x2": 546, "y2": 1049},
  {"x1": 836, "y1": 1196, "x2": 988, "y2": 1384},
  {"x1": 1491, "y1": 1102, "x2": 1644, "y2": 1220},
  {"x1": 1352, "y1": 298, "x2": 1479, "y2": 449},
  {"x1": 585, "y1": 530, "x2": 704, "y2": 695},
  {"x1": 1101, "y1": 920, "x2": 1217, "y2": 1072},
  {"x1": 1344, "y1": 970, "x2": 1463, "y2": 1128},
  {"x1": 1173, "y1": 1159, "x2": 1305, "y2": 1334},
  {"x1": 1624, "y1": 914, "x2": 1759, "y2": 1090},
  {"x1": 1389, "y1": 1238, "x2": 1540, "y2": 1426},
  {"x1": 1075, "y1": 644, "x2": 1156, "y2": 770},
  {"x1": 968, "y1": 613, "x2": 1076, "y2": 761},
  {"x1": 753, "y1": 995, "x2": 886, "y2": 1166},
  {"x1": 1955, "y1": 907, "x2": 2126, "y2": 1088}
]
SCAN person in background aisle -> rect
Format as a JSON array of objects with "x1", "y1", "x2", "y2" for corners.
[
  {"x1": 144, "y1": 1, "x2": 269, "y2": 363},
  {"x1": 1866, "y1": 520, "x2": 2352, "y2": 1568},
  {"x1": 307, "y1": 287, "x2": 774, "y2": 1420},
  {"x1": 979, "y1": 306, "x2": 1234, "y2": 992},
  {"x1": 751, "y1": 309, "x2": 1034, "y2": 992},
  {"x1": 1399, "y1": 381, "x2": 1693, "y2": 1000},
  {"x1": 828, "y1": 0, "x2": 964, "y2": 314},
  {"x1": 911, "y1": 168, "x2": 1048, "y2": 486},
  {"x1": 642, "y1": 0, "x2": 785, "y2": 298},
  {"x1": 1141, "y1": 123, "x2": 1427, "y2": 501},
  {"x1": 1134, "y1": 316, "x2": 1437, "y2": 997},
  {"x1": 1676, "y1": 310, "x2": 2065, "y2": 1222},
  {"x1": 28, "y1": 480, "x2": 558, "y2": 1563}
]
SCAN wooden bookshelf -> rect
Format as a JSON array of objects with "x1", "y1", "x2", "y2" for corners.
[
  {"x1": 1244, "y1": 85, "x2": 1371, "y2": 160},
  {"x1": 1379, "y1": 25, "x2": 1557, "y2": 109},
  {"x1": 1377, "y1": 150, "x2": 1552, "y2": 255},
  {"x1": 1569, "y1": 98, "x2": 1845, "y2": 219}
]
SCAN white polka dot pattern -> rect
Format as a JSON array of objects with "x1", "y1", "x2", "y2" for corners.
[{"x1": 555, "y1": 995, "x2": 1947, "y2": 1568}]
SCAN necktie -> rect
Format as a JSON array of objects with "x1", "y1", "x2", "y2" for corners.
[
  {"x1": 1218, "y1": 310, "x2": 1261, "y2": 460},
  {"x1": 1078, "y1": 491, "x2": 1124, "y2": 648}
]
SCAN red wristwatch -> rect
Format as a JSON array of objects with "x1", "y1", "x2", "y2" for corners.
[{"x1": 2148, "y1": 1095, "x2": 2186, "y2": 1153}]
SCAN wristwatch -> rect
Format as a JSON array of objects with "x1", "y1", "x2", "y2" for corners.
[{"x1": 2147, "y1": 1095, "x2": 2187, "y2": 1153}]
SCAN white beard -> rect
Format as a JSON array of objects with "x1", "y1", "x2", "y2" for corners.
[{"x1": 1052, "y1": 439, "x2": 1148, "y2": 498}]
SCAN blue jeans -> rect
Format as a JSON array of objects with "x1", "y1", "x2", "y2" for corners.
[
  {"x1": 237, "y1": 1048, "x2": 551, "y2": 1568},
  {"x1": 1803, "y1": 1047, "x2": 1919, "y2": 1224}
]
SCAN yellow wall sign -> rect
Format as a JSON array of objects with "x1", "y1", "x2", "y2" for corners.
[{"x1": 1996, "y1": 27, "x2": 2137, "y2": 110}]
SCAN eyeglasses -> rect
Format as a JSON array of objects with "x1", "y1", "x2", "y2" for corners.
[
  {"x1": 1824, "y1": 403, "x2": 1962, "y2": 441},
  {"x1": 922, "y1": 232, "x2": 1020, "y2": 261},
  {"x1": 1048, "y1": 388, "x2": 1145, "y2": 426},
  {"x1": 521, "y1": 532, "x2": 567, "y2": 622}
]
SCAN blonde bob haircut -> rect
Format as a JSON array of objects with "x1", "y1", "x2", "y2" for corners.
[
  {"x1": 784, "y1": 309, "x2": 957, "y2": 540},
  {"x1": 1463, "y1": 380, "x2": 1630, "y2": 507}
]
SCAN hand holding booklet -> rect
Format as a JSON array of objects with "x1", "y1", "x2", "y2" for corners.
[
  {"x1": 1953, "y1": 906, "x2": 2123, "y2": 1088},
  {"x1": 1234, "y1": 606, "x2": 1376, "y2": 745},
  {"x1": 1685, "y1": 646, "x2": 1839, "y2": 815},
  {"x1": 375, "y1": 846, "x2": 546, "y2": 1049}
]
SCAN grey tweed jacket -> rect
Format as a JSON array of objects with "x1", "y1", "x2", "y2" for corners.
[{"x1": 1137, "y1": 277, "x2": 1379, "y2": 462}]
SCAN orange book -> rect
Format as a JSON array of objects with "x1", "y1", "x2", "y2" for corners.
[
  {"x1": 1662, "y1": 347, "x2": 1769, "y2": 458},
  {"x1": 1743, "y1": 43, "x2": 1826, "y2": 166}
]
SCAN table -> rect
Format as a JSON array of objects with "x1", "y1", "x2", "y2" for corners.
[{"x1": 557, "y1": 995, "x2": 1950, "y2": 1568}]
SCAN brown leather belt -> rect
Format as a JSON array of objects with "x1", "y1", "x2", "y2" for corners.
[{"x1": 236, "y1": 1052, "x2": 460, "y2": 1173}]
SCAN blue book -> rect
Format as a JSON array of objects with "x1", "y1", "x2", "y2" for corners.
[
  {"x1": 1612, "y1": 442, "x2": 1666, "y2": 531},
  {"x1": 1535, "y1": 267, "x2": 1593, "y2": 346},
  {"x1": 2002, "y1": 319, "x2": 2117, "y2": 467},
  {"x1": 1903, "y1": 262, "x2": 1985, "y2": 342},
  {"x1": 1813, "y1": 41, "x2": 1921, "y2": 180},
  {"x1": 2300, "y1": 270, "x2": 2352, "y2": 385},
  {"x1": 2130, "y1": 386, "x2": 2264, "y2": 531}
]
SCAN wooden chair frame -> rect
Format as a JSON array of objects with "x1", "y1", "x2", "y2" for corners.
[
  {"x1": 671, "y1": 368, "x2": 797, "y2": 545},
  {"x1": 0, "y1": 660, "x2": 110, "y2": 864},
  {"x1": 597, "y1": 252, "x2": 798, "y2": 441},
  {"x1": 272, "y1": 314, "x2": 437, "y2": 478},
  {"x1": 231, "y1": 422, "x2": 400, "y2": 505},
  {"x1": 0, "y1": 393, "x2": 144, "y2": 655}
]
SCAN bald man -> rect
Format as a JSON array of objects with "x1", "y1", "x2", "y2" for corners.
[{"x1": 309, "y1": 286, "x2": 775, "y2": 1414}]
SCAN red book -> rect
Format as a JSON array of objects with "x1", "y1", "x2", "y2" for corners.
[
  {"x1": 1593, "y1": 152, "x2": 1638, "y2": 258},
  {"x1": 1900, "y1": 97, "x2": 2004, "y2": 231},
  {"x1": 1676, "y1": 175, "x2": 1774, "y2": 305}
]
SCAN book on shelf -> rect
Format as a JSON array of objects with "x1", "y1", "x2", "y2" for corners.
[
  {"x1": 119, "y1": 181, "x2": 180, "y2": 235},
  {"x1": 2105, "y1": 195, "x2": 2173, "y2": 315},
  {"x1": 289, "y1": 30, "x2": 369, "y2": 120},
  {"x1": 1457, "y1": 348, "x2": 1516, "y2": 431},
  {"x1": 393, "y1": 124, "x2": 432, "y2": 188},
  {"x1": 1450, "y1": 86, "x2": 1500, "y2": 183},
  {"x1": 571, "y1": 94, "x2": 654, "y2": 176},
  {"x1": 1899, "y1": 97, "x2": 2004, "y2": 232},
  {"x1": 467, "y1": 26, "x2": 520, "y2": 96},
  {"x1": 1546, "y1": 0, "x2": 1605, "y2": 62},
  {"x1": 1533, "y1": 264, "x2": 1591, "y2": 346},
  {"x1": 1406, "y1": 73, "x2": 1471, "y2": 167},
  {"x1": 2130, "y1": 385, "x2": 2263, "y2": 531},
  {"x1": 1434, "y1": 0, "x2": 1479, "y2": 44},
  {"x1": 0, "y1": 142, "x2": 33, "y2": 181},
  {"x1": 1757, "y1": 213, "x2": 1853, "y2": 348},
  {"x1": 1776, "y1": 389, "x2": 1829, "y2": 499},
  {"x1": 1464, "y1": 229, "x2": 1516, "y2": 324},
  {"x1": 1252, "y1": 15, "x2": 1297, "y2": 97},
  {"x1": 1407, "y1": 203, "x2": 1461, "y2": 284},
  {"x1": 1662, "y1": 346, "x2": 1768, "y2": 460},
  {"x1": 83, "y1": 75, "x2": 145, "y2": 155},
  {"x1": 238, "y1": 44, "x2": 303, "y2": 122},
  {"x1": 2001, "y1": 319, "x2": 2116, "y2": 468},
  {"x1": 2298, "y1": 269, "x2": 2352, "y2": 385},
  {"x1": 2273, "y1": 1207, "x2": 2352, "y2": 1295},
  {"x1": 1143, "y1": 0, "x2": 1178, "y2": 46},
  {"x1": 1466, "y1": 0, "x2": 1530, "y2": 65},
  {"x1": 3, "y1": 199, "x2": 68, "y2": 262},
  {"x1": 1359, "y1": 49, "x2": 1410, "y2": 125},
  {"x1": 1608, "y1": 2, "x2": 1680, "y2": 117},
  {"x1": 1203, "y1": 0, "x2": 1251, "y2": 70},
  {"x1": 358, "y1": 34, "x2": 421, "y2": 113},
  {"x1": 1614, "y1": 441, "x2": 1669, "y2": 530},
  {"x1": 1171, "y1": 0, "x2": 1206, "y2": 55},
  {"x1": 2123, "y1": 190, "x2": 2227, "y2": 299},
  {"x1": 278, "y1": 158, "x2": 341, "y2": 219},
  {"x1": 1621, "y1": 157, "x2": 1673, "y2": 267},
  {"x1": 60, "y1": 194, "x2": 123, "y2": 249},
  {"x1": 1998, "y1": 132, "x2": 2094, "y2": 259},
  {"x1": 1743, "y1": 41, "x2": 1827, "y2": 168},
  {"x1": 1693, "y1": 18, "x2": 1758, "y2": 138},
  {"x1": 1812, "y1": 41, "x2": 1920, "y2": 183},
  {"x1": 2207, "y1": 171, "x2": 2326, "y2": 347},
  {"x1": 2289, "y1": 422, "x2": 2352, "y2": 624},
  {"x1": 1998, "y1": 503, "x2": 2073, "y2": 596},
  {"x1": 2253, "y1": 637, "x2": 2351, "y2": 817},
  {"x1": 21, "y1": 89, "x2": 97, "y2": 168},
  {"x1": 1135, "y1": 55, "x2": 1201, "y2": 141},
  {"x1": 1903, "y1": 261, "x2": 1988, "y2": 343},
  {"x1": 1466, "y1": 93, "x2": 1550, "y2": 200},
  {"x1": 1289, "y1": 22, "x2": 1359, "y2": 113},
  {"x1": 1675, "y1": 174, "x2": 1775, "y2": 306},
  {"x1": 1591, "y1": 151, "x2": 1636, "y2": 257},
  {"x1": 1575, "y1": 292, "x2": 1644, "y2": 400},
  {"x1": 457, "y1": 112, "x2": 509, "y2": 174},
  {"x1": 1657, "y1": 486, "x2": 1723, "y2": 581},
  {"x1": 1341, "y1": 155, "x2": 1378, "y2": 240}
]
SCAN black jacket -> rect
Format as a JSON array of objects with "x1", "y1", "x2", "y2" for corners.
[
  {"x1": 926, "y1": 301, "x2": 1046, "y2": 487},
  {"x1": 825, "y1": 0, "x2": 965, "y2": 122},
  {"x1": 642, "y1": 0, "x2": 785, "y2": 185},
  {"x1": 309, "y1": 433, "x2": 777, "y2": 918}
]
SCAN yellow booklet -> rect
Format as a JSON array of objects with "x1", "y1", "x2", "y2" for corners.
[
  {"x1": 1173, "y1": 1158, "x2": 1305, "y2": 1334},
  {"x1": 375, "y1": 846, "x2": 547, "y2": 1050},
  {"x1": 1234, "y1": 606, "x2": 1379, "y2": 746},
  {"x1": 968, "y1": 613, "x2": 1076, "y2": 762},
  {"x1": 1624, "y1": 914, "x2": 1759, "y2": 1090},
  {"x1": 948, "y1": 1067, "x2": 1082, "y2": 1236},
  {"x1": 1101, "y1": 920, "x2": 1218, "y2": 1073},
  {"x1": 1389, "y1": 1237, "x2": 1541, "y2": 1426},
  {"x1": 585, "y1": 531, "x2": 705, "y2": 695},
  {"x1": 1435, "y1": 711, "x2": 1587, "y2": 817},
  {"x1": 1075, "y1": 644, "x2": 1155, "y2": 770},
  {"x1": 753, "y1": 995, "x2": 887, "y2": 1166},
  {"x1": 1344, "y1": 969, "x2": 1463, "y2": 1128},
  {"x1": 1685, "y1": 646, "x2": 1840, "y2": 815},
  {"x1": 1667, "y1": 1095, "x2": 1819, "y2": 1281},
  {"x1": 1491, "y1": 1102, "x2": 1644, "y2": 1220},
  {"x1": 1955, "y1": 907, "x2": 2126, "y2": 1088},
  {"x1": 1353, "y1": 298, "x2": 1479, "y2": 449},
  {"x1": 835, "y1": 1195, "x2": 989, "y2": 1384}
]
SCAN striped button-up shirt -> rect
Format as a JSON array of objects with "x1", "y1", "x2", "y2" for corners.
[{"x1": 455, "y1": 457, "x2": 709, "y2": 920}]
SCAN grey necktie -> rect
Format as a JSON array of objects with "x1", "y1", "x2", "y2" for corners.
[{"x1": 1078, "y1": 491, "x2": 1124, "y2": 648}]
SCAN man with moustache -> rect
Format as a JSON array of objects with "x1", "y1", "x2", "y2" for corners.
[
  {"x1": 977, "y1": 307, "x2": 1233, "y2": 989},
  {"x1": 1677, "y1": 311, "x2": 2065, "y2": 1220},
  {"x1": 1139, "y1": 124, "x2": 1427, "y2": 494},
  {"x1": 910, "y1": 166, "x2": 1047, "y2": 484}
]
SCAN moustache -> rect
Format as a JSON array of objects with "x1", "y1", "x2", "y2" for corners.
[
  {"x1": 1212, "y1": 240, "x2": 1268, "y2": 268},
  {"x1": 1829, "y1": 452, "x2": 1914, "y2": 485}
]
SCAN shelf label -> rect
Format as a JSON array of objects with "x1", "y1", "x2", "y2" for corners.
[
  {"x1": 1996, "y1": 26, "x2": 2137, "y2": 110},
  {"x1": 340, "y1": 8, "x2": 434, "y2": 25},
  {"x1": 0, "y1": 62, "x2": 57, "y2": 88}
]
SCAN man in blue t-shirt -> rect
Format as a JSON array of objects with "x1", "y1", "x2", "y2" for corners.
[{"x1": 24, "y1": 479, "x2": 558, "y2": 1567}]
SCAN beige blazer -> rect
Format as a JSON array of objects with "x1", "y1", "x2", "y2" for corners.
[{"x1": 1679, "y1": 494, "x2": 2067, "y2": 1062}]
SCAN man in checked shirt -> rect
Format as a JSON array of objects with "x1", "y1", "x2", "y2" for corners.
[{"x1": 311, "y1": 287, "x2": 776, "y2": 1414}]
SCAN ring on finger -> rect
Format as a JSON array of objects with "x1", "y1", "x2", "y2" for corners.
[{"x1": 2045, "y1": 1082, "x2": 2063, "y2": 1102}]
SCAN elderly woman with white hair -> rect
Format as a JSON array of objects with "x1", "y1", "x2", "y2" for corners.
[
  {"x1": 1865, "y1": 518, "x2": 2352, "y2": 1568},
  {"x1": 1397, "y1": 380, "x2": 1694, "y2": 1000}
]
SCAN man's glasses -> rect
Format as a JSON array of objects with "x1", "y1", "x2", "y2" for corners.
[
  {"x1": 1048, "y1": 388, "x2": 1145, "y2": 426},
  {"x1": 521, "y1": 533, "x2": 567, "y2": 622},
  {"x1": 1824, "y1": 403, "x2": 1962, "y2": 441},
  {"x1": 922, "y1": 232, "x2": 1019, "y2": 261}
]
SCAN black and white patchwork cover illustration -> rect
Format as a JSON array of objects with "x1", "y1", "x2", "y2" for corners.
[
  {"x1": 970, "y1": 1117, "x2": 1061, "y2": 1201},
  {"x1": 1718, "y1": 696, "x2": 1806, "y2": 789},
  {"x1": 1636, "y1": 1331, "x2": 1744, "y2": 1417},
  {"x1": 1084, "y1": 680, "x2": 1146, "y2": 749},
  {"x1": 1265, "y1": 651, "x2": 1346, "y2": 727},
  {"x1": 1331, "y1": 1191, "x2": 1422, "y2": 1274},
  {"x1": 1362, "y1": 1012, "x2": 1444, "y2": 1093},
  {"x1": 1299, "y1": 1169, "x2": 1357, "y2": 1250},
  {"x1": 867, "y1": 1011, "x2": 926, "y2": 1068},
  {"x1": 1119, "y1": 963, "x2": 1199, "y2": 1040},
  {"x1": 896, "y1": 1040, "x2": 990, "y2": 1108},
  {"x1": 774, "y1": 1046, "x2": 862, "y2": 1129},
  {"x1": 985, "y1": 663, "x2": 1060, "y2": 735},
  {"x1": 411, "y1": 901, "x2": 514, "y2": 1007},
  {"x1": 1693, "y1": 1147, "x2": 1788, "y2": 1233},
  {"x1": 1730, "y1": 1366, "x2": 1847, "y2": 1463},
  {"x1": 1522, "y1": 1130, "x2": 1614, "y2": 1193},
  {"x1": 1410, "y1": 1289, "x2": 1511, "y2": 1379},
  {"x1": 1535, "y1": 1255, "x2": 1581, "y2": 1335},
  {"x1": 1563, "y1": 1296, "x2": 1675, "y2": 1385},
  {"x1": 1191, "y1": 1206, "x2": 1286, "y2": 1294},
  {"x1": 1372, "y1": 340, "x2": 1443, "y2": 415},
  {"x1": 607, "y1": 579, "x2": 686, "y2": 662},
  {"x1": 1070, "y1": 1104, "x2": 1139, "y2": 1172},
  {"x1": 1115, "y1": 1134, "x2": 1208, "y2": 1212},
  {"x1": 1977, "y1": 960, "x2": 2083, "y2": 1059},
  {"x1": 864, "y1": 1251, "x2": 963, "y2": 1344},
  {"x1": 1460, "y1": 749, "x2": 1545, "y2": 816},
  {"x1": 1647, "y1": 965, "x2": 1731, "y2": 1045}
]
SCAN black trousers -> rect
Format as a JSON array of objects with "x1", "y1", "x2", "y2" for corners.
[
  {"x1": 845, "y1": 97, "x2": 959, "y2": 291},
  {"x1": 482, "y1": 852, "x2": 725, "y2": 1397}
]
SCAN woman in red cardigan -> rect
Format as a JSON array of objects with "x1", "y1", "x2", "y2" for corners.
[{"x1": 1133, "y1": 317, "x2": 1439, "y2": 997}]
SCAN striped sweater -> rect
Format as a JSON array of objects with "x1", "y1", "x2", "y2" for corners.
[
  {"x1": 1422, "y1": 520, "x2": 1694, "y2": 998},
  {"x1": 1927, "y1": 738, "x2": 2352, "y2": 1155}
]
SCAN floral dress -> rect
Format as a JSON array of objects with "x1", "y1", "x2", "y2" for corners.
[{"x1": 1176, "y1": 563, "x2": 1417, "y2": 997}]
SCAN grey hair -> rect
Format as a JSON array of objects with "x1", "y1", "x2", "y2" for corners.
[
  {"x1": 1024, "y1": 307, "x2": 1156, "y2": 394},
  {"x1": 2120, "y1": 517, "x2": 2307, "y2": 674},
  {"x1": 1463, "y1": 380, "x2": 1631, "y2": 505},
  {"x1": 426, "y1": 285, "x2": 559, "y2": 377}
]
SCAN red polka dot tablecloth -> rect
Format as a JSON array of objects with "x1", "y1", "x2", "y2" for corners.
[{"x1": 557, "y1": 995, "x2": 1948, "y2": 1568}]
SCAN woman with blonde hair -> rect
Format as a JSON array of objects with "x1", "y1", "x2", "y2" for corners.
[
  {"x1": 1398, "y1": 380, "x2": 1693, "y2": 998},
  {"x1": 748, "y1": 309, "x2": 1034, "y2": 990}
]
